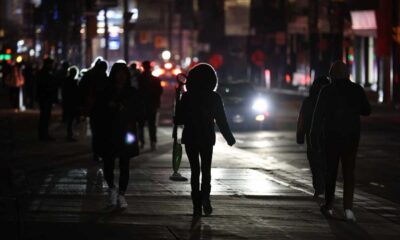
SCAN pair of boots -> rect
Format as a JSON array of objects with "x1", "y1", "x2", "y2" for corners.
[{"x1": 191, "y1": 191, "x2": 212, "y2": 217}]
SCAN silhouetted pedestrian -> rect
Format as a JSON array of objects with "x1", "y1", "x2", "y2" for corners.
[
  {"x1": 4, "y1": 63, "x2": 25, "y2": 111},
  {"x1": 174, "y1": 63, "x2": 236, "y2": 218},
  {"x1": 22, "y1": 60, "x2": 36, "y2": 109},
  {"x1": 100, "y1": 62, "x2": 144, "y2": 208},
  {"x1": 137, "y1": 60, "x2": 163, "y2": 151},
  {"x1": 129, "y1": 62, "x2": 141, "y2": 88},
  {"x1": 297, "y1": 76, "x2": 330, "y2": 198},
  {"x1": 79, "y1": 58, "x2": 109, "y2": 161},
  {"x1": 62, "y1": 66, "x2": 80, "y2": 141},
  {"x1": 37, "y1": 58, "x2": 56, "y2": 141},
  {"x1": 311, "y1": 61, "x2": 371, "y2": 222},
  {"x1": 57, "y1": 61, "x2": 70, "y2": 121}
]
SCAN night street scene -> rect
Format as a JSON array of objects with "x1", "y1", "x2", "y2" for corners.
[{"x1": 1, "y1": 0, "x2": 400, "y2": 239}]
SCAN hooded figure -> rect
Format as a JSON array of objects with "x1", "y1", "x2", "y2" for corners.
[
  {"x1": 174, "y1": 63, "x2": 236, "y2": 218},
  {"x1": 100, "y1": 62, "x2": 144, "y2": 209},
  {"x1": 310, "y1": 61, "x2": 371, "y2": 222},
  {"x1": 297, "y1": 76, "x2": 330, "y2": 197}
]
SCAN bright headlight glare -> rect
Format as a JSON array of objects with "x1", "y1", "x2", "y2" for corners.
[{"x1": 252, "y1": 99, "x2": 268, "y2": 112}]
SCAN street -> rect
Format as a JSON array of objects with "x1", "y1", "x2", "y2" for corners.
[{"x1": 1, "y1": 91, "x2": 400, "y2": 239}]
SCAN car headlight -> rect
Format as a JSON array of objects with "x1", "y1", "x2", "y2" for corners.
[{"x1": 252, "y1": 98, "x2": 268, "y2": 112}]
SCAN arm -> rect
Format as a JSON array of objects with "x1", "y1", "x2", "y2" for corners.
[
  {"x1": 173, "y1": 91, "x2": 185, "y2": 125},
  {"x1": 214, "y1": 94, "x2": 235, "y2": 146},
  {"x1": 296, "y1": 100, "x2": 306, "y2": 144},
  {"x1": 310, "y1": 88, "x2": 327, "y2": 150}
]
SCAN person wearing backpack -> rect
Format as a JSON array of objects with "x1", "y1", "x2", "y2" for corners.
[{"x1": 311, "y1": 61, "x2": 371, "y2": 222}]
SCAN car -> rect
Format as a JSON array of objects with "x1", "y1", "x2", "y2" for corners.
[{"x1": 217, "y1": 82, "x2": 271, "y2": 129}]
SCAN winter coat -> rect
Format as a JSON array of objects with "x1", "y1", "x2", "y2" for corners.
[
  {"x1": 174, "y1": 91, "x2": 235, "y2": 146},
  {"x1": 102, "y1": 86, "x2": 145, "y2": 159},
  {"x1": 310, "y1": 78, "x2": 371, "y2": 149},
  {"x1": 137, "y1": 72, "x2": 163, "y2": 111},
  {"x1": 36, "y1": 69, "x2": 56, "y2": 103},
  {"x1": 296, "y1": 97, "x2": 315, "y2": 146}
]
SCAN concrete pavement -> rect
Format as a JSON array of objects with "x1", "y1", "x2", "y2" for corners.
[{"x1": 1, "y1": 110, "x2": 400, "y2": 240}]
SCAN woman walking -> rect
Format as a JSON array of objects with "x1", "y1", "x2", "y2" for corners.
[
  {"x1": 296, "y1": 76, "x2": 330, "y2": 198},
  {"x1": 175, "y1": 63, "x2": 236, "y2": 218},
  {"x1": 100, "y1": 62, "x2": 144, "y2": 208}
]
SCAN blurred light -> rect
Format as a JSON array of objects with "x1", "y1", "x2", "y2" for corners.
[
  {"x1": 125, "y1": 132, "x2": 136, "y2": 144},
  {"x1": 17, "y1": 40, "x2": 24, "y2": 47},
  {"x1": 255, "y1": 114, "x2": 265, "y2": 122},
  {"x1": 161, "y1": 80, "x2": 168, "y2": 87},
  {"x1": 182, "y1": 57, "x2": 191, "y2": 68},
  {"x1": 97, "y1": 28, "x2": 105, "y2": 34},
  {"x1": 16, "y1": 56, "x2": 23, "y2": 63},
  {"x1": 6, "y1": 49, "x2": 12, "y2": 54},
  {"x1": 172, "y1": 68, "x2": 182, "y2": 76},
  {"x1": 264, "y1": 69, "x2": 271, "y2": 89},
  {"x1": 131, "y1": 8, "x2": 139, "y2": 22},
  {"x1": 152, "y1": 68, "x2": 165, "y2": 77},
  {"x1": 164, "y1": 62, "x2": 173, "y2": 69},
  {"x1": 285, "y1": 74, "x2": 291, "y2": 84},
  {"x1": 161, "y1": 50, "x2": 171, "y2": 60},
  {"x1": 252, "y1": 98, "x2": 268, "y2": 112}
]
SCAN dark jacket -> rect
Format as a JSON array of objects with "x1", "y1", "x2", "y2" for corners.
[
  {"x1": 296, "y1": 97, "x2": 314, "y2": 145},
  {"x1": 103, "y1": 86, "x2": 145, "y2": 158},
  {"x1": 62, "y1": 76, "x2": 79, "y2": 113},
  {"x1": 310, "y1": 79, "x2": 371, "y2": 148},
  {"x1": 137, "y1": 72, "x2": 163, "y2": 111},
  {"x1": 36, "y1": 69, "x2": 56, "y2": 103},
  {"x1": 174, "y1": 91, "x2": 235, "y2": 146}
]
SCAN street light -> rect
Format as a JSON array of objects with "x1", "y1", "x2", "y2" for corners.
[{"x1": 162, "y1": 50, "x2": 171, "y2": 61}]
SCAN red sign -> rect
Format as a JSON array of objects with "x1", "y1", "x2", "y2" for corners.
[
  {"x1": 208, "y1": 54, "x2": 224, "y2": 69},
  {"x1": 251, "y1": 50, "x2": 266, "y2": 67}
]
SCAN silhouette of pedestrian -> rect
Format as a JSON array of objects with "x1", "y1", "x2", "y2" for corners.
[
  {"x1": 57, "y1": 61, "x2": 70, "y2": 121},
  {"x1": 137, "y1": 60, "x2": 163, "y2": 151},
  {"x1": 79, "y1": 58, "x2": 109, "y2": 161},
  {"x1": 100, "y1": 62, "x2": 144, "y2": 208},
  {"x1": 129, "y1": 62, "x2": 141, "y2": 88},
  {"x1": 174, "y1": 63, "x2": 236, "y2": 218},
  {"x1": 311, "y1": 61, "x2": 371, "y2": 222},
  {"x1": 297, "y1": 76, "x2": 330, "y2": 198},
  {"x1": 4, "y1": 63, "x2": 25, "y2": 111},
  {"x1": 37, "y1": 58, "x2": 56, "y2": 141},
  {"x1": 62, "y1": 66, "x2": 80, "y2": 141}
]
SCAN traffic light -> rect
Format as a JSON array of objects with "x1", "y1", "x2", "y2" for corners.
[{"x1": 347, "y1": 47, "x2": 354, "y2": 65}]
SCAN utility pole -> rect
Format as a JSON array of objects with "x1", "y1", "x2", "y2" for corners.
[
  {"x1": 104, "y1": 8, "x2": 109, "y2": 59},
  {"x1": 123, "y1": 0, "x2": 129, "y2": 62}
]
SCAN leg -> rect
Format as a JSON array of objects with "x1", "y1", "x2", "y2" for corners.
[
  {"x1": 341, "y1": 144, "x2": 357, "y2": 210},
  {"x1": 103, "y1": 157, "x2": 115, "y2": 189},
  {"x1": 200, "y1": 146, "x2": 213, "y2": 201},
  {"x1": 307, "y1": 148, "x2": 325, "y2": 195},
  {"x1": 147, "y1": 110, "x2": 157, "y2": 143},
  {"x1": 324, "y1": 144, "x2": 340, "y2": 209},
  {"x1": 138, "y1": 119, "x2": 145, "y2": 148},
  {"x1": 185, "y1": 144, "x2": 202, "y2": 216},
  {"x1": 118, "y1": 156, "x2": 130, "y2": 194}
]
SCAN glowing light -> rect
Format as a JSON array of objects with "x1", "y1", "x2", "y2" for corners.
[
  {"x1": 255, "y1": 114, "x2": 265, "y2": 122},
  {"x1": 164, "y1": 62, "x2": 173, "y2": 69},
  {"x1": 252, "y1": 98, "x2": 268, "y2": 112},
  {"x1": 16, "y1": 56, "x2": 23, "y2": 63},
  {"x1": 161, "y1": 81, "x2": 168, "y2": 87},
  {"x1": 285, "y1": 74, "x2": 291, "y2": 83},
  {"x1": 125, "y1": 132, "x2": 136, "y2": 144},
  {"x1": 161, "y1": 50, "x2": 171, "y2": 60},
  {"x1": 6, "y1": 49, "x2": 11, "y2": 54},
  {"x1": 172, "y1": 68, "x2": 182, "y2": 76},
  {"x1": 152, "y1": 68, "x2": 165, "y2": 77}
]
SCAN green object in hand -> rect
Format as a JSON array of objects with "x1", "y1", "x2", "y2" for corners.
[{"x1": 172, "y1": 139, "x2": 182, "y2": 173}]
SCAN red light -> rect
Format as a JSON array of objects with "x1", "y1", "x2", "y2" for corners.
[
  {"x1": 6, "y1": 49, "x2": 11, "y2": 54},
  {"x1": 285, "y1": 74, "x2": 291, "y2": 83}
]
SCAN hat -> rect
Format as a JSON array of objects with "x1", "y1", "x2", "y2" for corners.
[{"x1": 329, "y1": 61, "x2": 349, "y2": 80}]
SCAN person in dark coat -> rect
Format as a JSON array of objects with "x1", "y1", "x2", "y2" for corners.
[
  {"x1": 62, "y1": 66, "x2": 80, "y2": 141},
  {"x1": 297, "y1": 76, "x2": 330, "y2": 198},
  {"x1": 137, "y1": 60, "x2": 163, "y2": 151},
  {"x1": 37, "y1": 58, "x2": 56, "y2": 141},
  {"x1": 311, "y1": 61, "x2": 371, "y2": 222},
  {"x1": 174, "y1": 63, "x2": 236, "y2": 218},
  {"x1": 79, "y1": 58, "x2": 109, "y2": 161},
  {"x1": 100, "y1": 62, "x2": 144, "y2": 208}
]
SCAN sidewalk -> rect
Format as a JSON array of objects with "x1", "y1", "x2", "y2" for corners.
[{"x1": 1, "y1": 110, "x2": 400, "y2": 239}]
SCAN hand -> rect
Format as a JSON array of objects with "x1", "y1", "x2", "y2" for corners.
[{"x1": 228, "y1": 138, "x2": 236, "y2": 146}]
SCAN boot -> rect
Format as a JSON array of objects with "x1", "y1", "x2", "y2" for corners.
[
  {"x1": 191, "y1": 191, "x2": 202, "y2": 218},
  {"x1": 201, "y1": 190, "x2": 213, "y2": 216}
]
